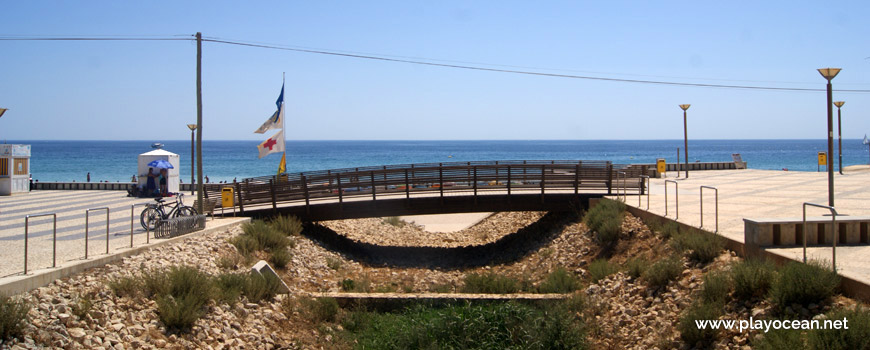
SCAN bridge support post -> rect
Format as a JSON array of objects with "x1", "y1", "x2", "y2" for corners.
[
  {"x1": 473, "y1": 166, "x2": 478, "y2": 205},
  {"x1": 439, "y1": 167, "x2": 444, "y2": 204},
  {"x1": 507, "y1": 165, "x2": 512, "y2": 198},
  {"x1": 270, "y1": 178, "x2": 277, "y2": 213},
  {"x1": 235, "y1": 182, "x2": 244, "y2": 213},
  {"x1": 541, "y1": 165, "x2": 546, "y2": 204},
  {"x1": 574, "y1": 164, "x2": 579, "y2": 195},
  {"x1": 370, "y1": 171, "x2": 376, "y2": 201},
  {"x1": 640, "y1": 165, "x2": 648, "y2": 195},
  {"x1": 606, "y1": 162, "x2": 613, "y2": 195},
  {"x1": 336, "y1": 174, "x2": 343, "y2": 205},
  {"x1": 404, "y1": 169, "x2": 410, "y2": 204},
  {"x1": 302, "y1": 175, "x2": 310, "y2": 215}
]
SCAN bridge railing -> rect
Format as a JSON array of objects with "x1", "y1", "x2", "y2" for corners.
[{"x1": 230, "y1": 160, "x2": 648, "y2": 213}]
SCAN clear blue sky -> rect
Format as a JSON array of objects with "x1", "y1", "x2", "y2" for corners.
[{"x1": 2, "y1": 1, "x2": 869, "y2": 141}]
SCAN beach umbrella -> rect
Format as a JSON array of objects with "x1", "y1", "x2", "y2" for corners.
[{"x1": 147, "y1": 159, "x2": 174, "y2": 169}]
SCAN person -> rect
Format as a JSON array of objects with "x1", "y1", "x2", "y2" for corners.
[
  {"x1": 131, "y1": 175, "x2": 137, "y2": 182},
  {"x1": 159, "y1": 169, "x2": 168, "y2": 196},
  {"x1": 145, "y1": 168, "x2": 157, "y2": 196},
  {"x1": 87, "y1": 172, "x2": 91, "y2": 182},
  {"x1": 205, "y1": 175, "x2": 209, "y2": 183}
]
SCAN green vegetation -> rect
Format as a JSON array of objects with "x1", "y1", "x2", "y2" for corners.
[
  {"x1": 731, "y1": 258, "x2": 776, "y2": 301},
  {"x1": 670, "y1": 231, "x2": 724, "y2": 264},
  {"x1": 659, "y1": 221, "x2": 680, "y2": 239},
  {"x1": 341, "y1": 276, "x2": 372, "y2": 293},
  {"x1": 70, "y1": 293, "x2": 94, "y2": 321},
  {"x1": 754, "y1": 307, "x2": 870, "y2": 350},
  {"x1": 0, "y1": 294, "x2": 30, "y2": 342},
  {"x1": 382, "y1": 216, "x2": 406, "y2": 227},
  {"x1": 623, "y1": 257, "x2": 649, "y2": 279},
  {"x1": 269, "y1": 247, "x2": 292, "y2": 269},
  {"x1": 769, "y1": 260, "x2": 840, "y2": 314},
  {"x1": 642, "y1": 255, "x2": 683, "y2": 289},
  {"x1": 298, "y1": 297, "x2": 340, "y2": 323},
  {"x1": 678, "y1": 301, "x2": 722, "y2": 348},
  {"x1": 461, "y1": 272, "x2": 520, "y2": 294},
  {"x1": 538, "y1": 267, "x2": 581, "y2": 293},
  {"x1": 216, "y1": 251, "x2": 245, "y2": 270},
  {"x1": 107, "y1": 275, "x2": 142, "y2": 298},
  {"x1": 584, "y1": 199, "x2": 625, "y2": 247},
  {"x1": 699, "y1": 271, "x2": 731, "y2": 305},
  {"x1": 343, "y1": 302, "x2": 587, "y2": 350},
  {"x1": 587, "y1": 259, "x2": 618, "y2": 284},
  {"x1": 269, "y1": 214, "x2": 303, "y2": 236},
  {"x1": 326, "y1": 257, "x2": 342, "y2": 270},
  {"x1": 429, "y1": 283, "x2": 454, "y2": 293}
]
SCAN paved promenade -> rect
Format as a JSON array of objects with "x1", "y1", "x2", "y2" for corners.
[
  {"x1": 624, "y1": 168, "x2": 870, "y2": 285},
  {"x1": 0, "y1": 190, "x2": 247, "y2": 279}
]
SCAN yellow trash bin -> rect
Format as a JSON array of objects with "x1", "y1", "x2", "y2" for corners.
[{"x1": 221, "y1": 187, "x2": 235, "y2": 208}]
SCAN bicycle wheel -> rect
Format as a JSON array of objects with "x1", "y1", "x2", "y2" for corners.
[
  {"x1": 174, "y1": 206, "x2": 198, "y2": 217},
  {"x1": 140, "y1": 207, "x2": 161, "y2": 230}
]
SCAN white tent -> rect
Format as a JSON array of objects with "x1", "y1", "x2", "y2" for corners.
[{"x1": 137, "y1": 149, "x2": 180, "y2": 194}]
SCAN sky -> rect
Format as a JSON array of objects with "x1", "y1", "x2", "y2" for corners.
[{"x1": 1, "y1": 1, "x2": 869, "y2": 141}]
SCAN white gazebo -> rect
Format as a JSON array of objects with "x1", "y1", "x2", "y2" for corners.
[{"x1": 137, "y1": 149, "x2": 180, "y2": 194}]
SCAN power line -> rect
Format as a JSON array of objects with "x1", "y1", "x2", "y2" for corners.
[
  {"x1": 202, "y1": 38, "x2": 870, "y2": 93},
  {"x1": 4, "y1": 35, "x2": 869, "y2": 93}
]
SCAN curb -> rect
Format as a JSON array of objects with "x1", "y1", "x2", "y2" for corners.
[{"x1": 0, "y1": 217, "x2": 250, "y2": 296}]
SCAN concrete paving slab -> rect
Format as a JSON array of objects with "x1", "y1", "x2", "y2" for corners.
[{"x1": 399, "y1": 212, "x2": 493, "y2": 233}]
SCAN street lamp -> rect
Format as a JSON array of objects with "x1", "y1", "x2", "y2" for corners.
[
  {"x1": 187, "y1": 124, "x2": 197, "y2": 195},
  {"x1": 834, "y1": 101, "x2": 845, "y2": 175},
  {"x1": 679, "y1": 104, "x2": 691, "y2": 179},
  {"x1": 818, "y1": 68, "x2": 841, "y2": 207}
]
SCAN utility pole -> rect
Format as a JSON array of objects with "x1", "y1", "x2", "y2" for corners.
[{"x1": 196, "y1": 32, "x2": 204, "y2": 214}]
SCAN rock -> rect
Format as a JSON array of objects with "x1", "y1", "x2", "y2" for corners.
[
  {"x1": 68, "y1": 327, "x2": 87, "y2": 340},
  {"x1": 751, "y1": 308, "x2": 764, "y2": 318}
]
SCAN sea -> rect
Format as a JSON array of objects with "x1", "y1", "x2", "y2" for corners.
[{"x1": 7, "y1": 140, "x2": 869, "y2": 183}]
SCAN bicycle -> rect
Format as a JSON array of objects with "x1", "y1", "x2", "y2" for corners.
[{"x1": 140, "y1": 193, "x2": 198, "y2": 230}]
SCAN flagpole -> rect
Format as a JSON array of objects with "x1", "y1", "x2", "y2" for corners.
[{"x1": 282, "y1": 72, "x2": 286, "y2": 173}]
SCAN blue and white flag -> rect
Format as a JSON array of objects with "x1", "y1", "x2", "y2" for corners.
[{"x1": 254, "y1": 83, "x2": 285, "y2": 134}]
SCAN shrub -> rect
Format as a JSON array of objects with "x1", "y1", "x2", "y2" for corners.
[
  {"x1": 217, "y1": 251, "x2": 245, "y2": 270},
  {"x1": 769, "y1": 260, "x2": 840, "y2": 313},
  {"x1": 230, "y1": 235, "x2": 259, "y2": 256},
  {"x1": 429, "y1": 283, "x2": 454, "y2": 293},
  {"x1": 241, "y1": 220, "x2": 290, "y2": 253},
  {"x1": 214, "y1": 272, "x2": 247, "y2": 304},
  {"x1": 71, "y1": 293, "x2": 94, "y2": 321},
  {"x1": 461, "y1": 272, "x2": 520, "y2": 294},
  {"x1": 659, "y1": 221, "x2": 679, "y2": 239},
  {"x1": 584, "y1": 199, "x2": 625, "y2": 247},
  {"x1": 300, "y1": 297, "x2": 340, "y2": 323},
  {"x1": 0, "y1": 294, "x2": 30, "y2": 342},
  {"x1": 341, "y1": 276, "x2": 372, "y2": 293},
  {"x1": 671, "y1": 231, "x2": 723, "y2": 264},
  {"x1": 643, "y1": 256, "x2": 683, "y2": 289},
  {"x1": 699, "y1": 271, "x2": 731, "y2": 305},
  {"x1": 753, "y1": 326, "x2": 805, "y2": 350},
  {"x1": 347, "y1": 302, "x2": 587, "y2": 350},
  {"x1": 242, "y1": 272, "x2": 282, "y2": 303},
  {"x1": 678, "y1": 301, "x2": 722, "y2": 348},
  {"x1": 107, "y1": 276, "x2": 142, "y2": 298},
  {"x1": 624, "y1": 257, "x2": 649, "y2": 279},
  {"x1": 539, "y1": 267, "x2": 581, "y2": 293},
  {"x1": 157, "y1": 293, "x2": 207, "y2": 332},
  {"x1": 382, "y1": 216, "x2": 406, "y2": 227},
  {"x1": 270, "y1": 214, "x2": 303, "y2": 236},
  {"x1": 587, "y1": 259, "x2": 618, "y2": 284},
  {"x1": 731, "y1": 258, "x2": 776, "y2": 301},
  {"x1": 326, "y1": 257, "x2": 342, "y2": 270},
  {"x1": 807, "y1": 306, "x2": 870, "y2": 350},
  {"x1": 269, "y1": 248, "x2": 292, "y2": 269}
]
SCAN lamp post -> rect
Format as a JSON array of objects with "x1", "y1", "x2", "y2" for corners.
[
  {"x1": 818, "y1": 68, "x2": 841, "y2": 207},
  {"x1": 834, "y1": 101, "x2": 845, "y2": 175},
  {"x1": 679, "y1": 104, "x2": 691, "y2": 178},
  {"x1": 187, "y1": 124, "x2": 197, "y2": 195}
]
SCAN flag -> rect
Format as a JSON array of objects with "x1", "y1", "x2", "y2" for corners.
[
  {"x1": 257, "y1": 130, "x2": 285, "y2": 158},
  {"x1": 864, "y1": 134, "x2": 869, "y2": 145},
  {"x1": 0, "y1": 108, "x2": 7, "y2": 118},
  {"x1": 277, "y1": 153, "x2": 286, "y2": 175},
  {"x1": 253, "y1": 103, "x2": 284, "y2": 134},
  {"x1": 276, "y1": 83, "x2": 284, "y2": 110}
]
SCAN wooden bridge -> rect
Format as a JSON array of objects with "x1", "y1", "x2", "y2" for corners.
[{"x1": 202, "y1": 160, "x2": 649, "y2": 221}]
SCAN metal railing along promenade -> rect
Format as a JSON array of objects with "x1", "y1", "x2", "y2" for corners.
[{"x1": 229, "y1": 160, "x2": 649, "y2": 214}]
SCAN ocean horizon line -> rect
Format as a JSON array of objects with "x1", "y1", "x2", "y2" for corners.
[{"x1": 5, "y1": 138, "x2": 866, "y2": 142}]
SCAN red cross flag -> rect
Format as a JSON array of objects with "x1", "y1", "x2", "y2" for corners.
[{"x1": 257, "y1": 130, "x2": 285, "y2": 158}]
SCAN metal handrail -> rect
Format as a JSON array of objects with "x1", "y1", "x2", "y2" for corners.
[
  {"x1": 130, "y1": 203, "x2": 149, "y2": 247},
  {"x1": 802, "y1": 202, "x2": 839, "y2": 271},
  {"x1": 24, "y1": 213, "x2": 57, "y2": 274},
  {"x1": 639, "y1": 175, "x2": 650, "y2": 209},
  {"x1": 85, "y1": 207, "x2": 110, "y2": 259},
  {"x1": 700, "y1": 186, "x2": 718, "y2": 233},
  {"x1": 665, "y1": 180, "x2": 678, "y2": 219}
]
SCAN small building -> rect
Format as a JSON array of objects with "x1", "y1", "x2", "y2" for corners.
[
  {"x1": 0, "y1": 144, "x2": 31, "y2": 195},
  {"x1": 137, "y1": 149, "x2": 180, "y2": 194}
]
